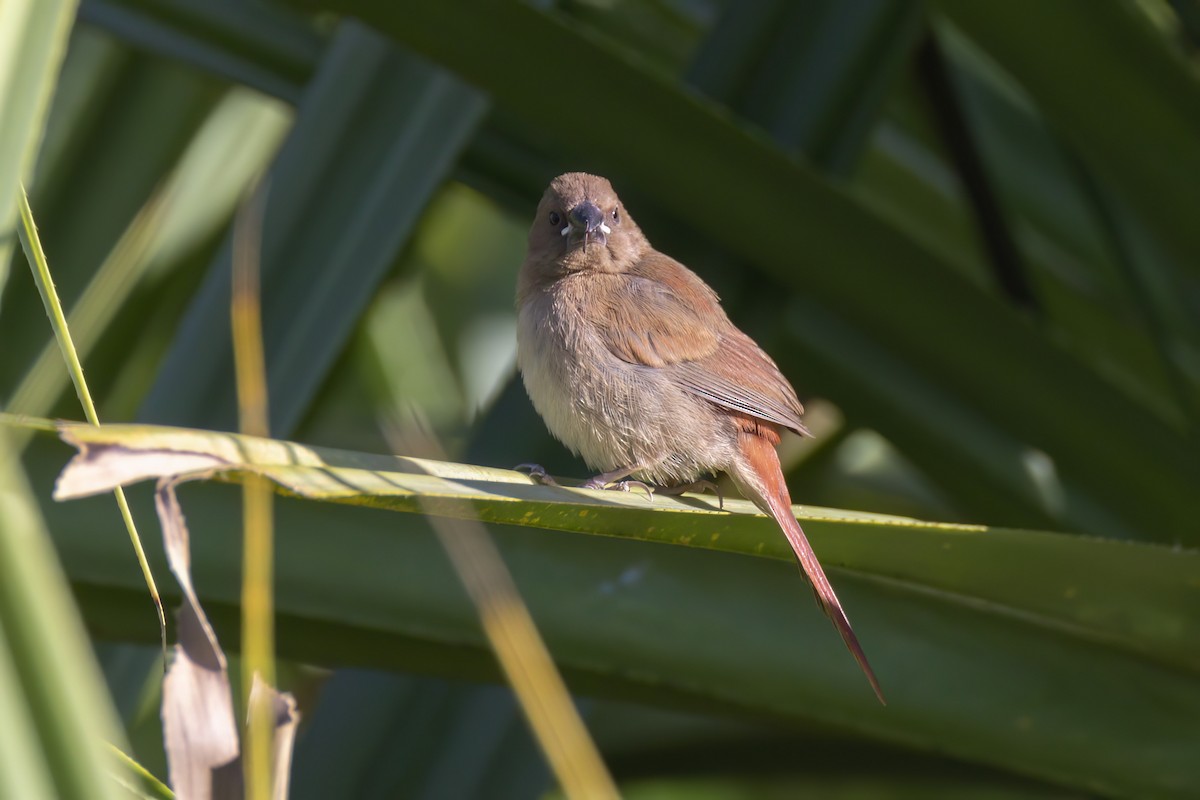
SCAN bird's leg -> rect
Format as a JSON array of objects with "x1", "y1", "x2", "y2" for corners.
[
  {"x1": 518, "y1": 463, "x2": 655, "y2": 501},
  {"x1": 582, "y1": 465, "x2": 654, "y2": 502},
  {"x1": 515, "y1": 463, "x2": 559, "y2": 487},
  {"x1": 651, "y1": 478, "x2": 724, "y2": 510}
]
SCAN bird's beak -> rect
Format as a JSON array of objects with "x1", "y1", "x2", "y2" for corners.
[{"x1": 565, "y1": 201, "x2": 609, "y2": 250}]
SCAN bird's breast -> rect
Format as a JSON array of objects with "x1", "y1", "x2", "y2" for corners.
[
  {"x1": 517, "y1": 289, "x2": 622, "y2": 466},
  {"x1": 516, "y1": 282, "x2": 731, "y2": 481}
]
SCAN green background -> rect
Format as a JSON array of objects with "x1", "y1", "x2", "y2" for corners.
[{"x1": 2, "y1": 0, "x2": 1199, "y2": 798}]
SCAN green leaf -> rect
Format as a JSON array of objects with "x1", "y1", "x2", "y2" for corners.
[
  {"x1": 49, "y1": 419, "x2": 1200, "y2": 670},
  {"x1": 21, "y1": 417, "x2": 1200, "y2": 797},
  {"x1": 936, "y1": 23, "x2": 1200, "y2": 424},
  {"x1": 140, "y1": 21, "x2": 488, "y2": 436},
  {"x1": 0, "y1": 439, "x2": 130, "y2": 800},
  {"x1": 79, "y1": 0, "x2": 321, "y2": 102},
  {"x1": 291, "y1": 673, "x2": 548, "y2": 799},
  {"x1": 0, "y1": 0, "x2": 78, "y2": 300},
  {"x1": 0, "y1": 5, "x2": 150, "y2": 796},
  {"x1": 929, "y1": 0, "x2": 1200, "y2": 274},
  {"x1": 688, "y1": 0, "x2": 923, "y2": 172},
  {"x1": 1, "y1": 30, "x2": 225, "y2": 392},
  {"x1": 7, "y1": 87, "x2": 291, "y2": 426}
]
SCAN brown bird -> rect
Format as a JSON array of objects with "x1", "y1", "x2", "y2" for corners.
[{"x1": 516, "y1": 172, "x2": 884, "y2": 704}]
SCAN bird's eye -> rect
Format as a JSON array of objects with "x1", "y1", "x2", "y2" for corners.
[
  {"x1": 611, "y1": 207, "x2": 620, "y2": 224},
  {"x1": 548, "y1": 211, "x2": 562, "y2": 227}
]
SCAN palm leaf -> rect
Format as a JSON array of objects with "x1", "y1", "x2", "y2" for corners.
[{"x1": 22, "y1": 417, "x2": 1200, "y2": 797}]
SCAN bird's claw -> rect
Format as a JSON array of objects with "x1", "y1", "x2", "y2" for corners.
[
  {"x1": 582, "y1": 477, "x2": 655, "y2": 502},
  {"x1": 515, "y1": 463, "x2": 559, "y2": 487},
  {"x1": 693, "y1": 479, "x2": 725, "y2": 510},
  {"x1": 616, "y1": 480, "x2": 655, "y2": 502}
]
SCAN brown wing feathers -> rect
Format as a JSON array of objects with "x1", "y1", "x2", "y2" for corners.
[{"x1": 590, "y1": 253, "x2": 807, "y2": 436}]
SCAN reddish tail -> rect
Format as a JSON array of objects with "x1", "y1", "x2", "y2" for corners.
[{"x1": 734, "y1": 432, "x2": 886, "y2": 705}]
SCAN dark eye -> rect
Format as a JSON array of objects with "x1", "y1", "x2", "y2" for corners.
[
  {"x1": 548, "y1": 211, "x2": 562, "y2": 227},
  {"x1": 611, "y1": 207, "x2": 620, "y2": 224}
]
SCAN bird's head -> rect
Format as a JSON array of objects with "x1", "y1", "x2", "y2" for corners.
[{"x1": 524, "y1": 173, "x2": 648, "y2": 279}]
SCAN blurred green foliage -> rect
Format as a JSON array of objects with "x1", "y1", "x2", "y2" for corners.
[{"x1": 3, "y1": 0, "x2": 1199, "y2": 798}]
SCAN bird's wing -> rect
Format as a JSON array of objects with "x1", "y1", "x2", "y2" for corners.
[
  {"x1": 586, "y1": 253, "x2": 721, "y2": 367},
  {"x1": 587, "y1": 252, "x2": 808, "y2": 436},
  {"x1": 673, "y1": 328, "x2": 809, "y2": 437}
]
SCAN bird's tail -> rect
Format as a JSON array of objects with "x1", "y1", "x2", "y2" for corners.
[{"x1": 731, "y1": 433, "x2": 886, "y2": 705}]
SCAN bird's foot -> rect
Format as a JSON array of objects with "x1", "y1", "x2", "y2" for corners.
[
  {"x1": 515, "y1": 463, "x2": 559, "y2": 487},
  {"x1": 652, "y1": 479, "x2": 724, "y2": 510},
  {"x1": 581, "y1": 476, "x2": 655, "y2": 502}
]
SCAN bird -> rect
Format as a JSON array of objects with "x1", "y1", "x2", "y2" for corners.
[{"x1": 515, "y1": 172, "x2": 885, "y2": 704}]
